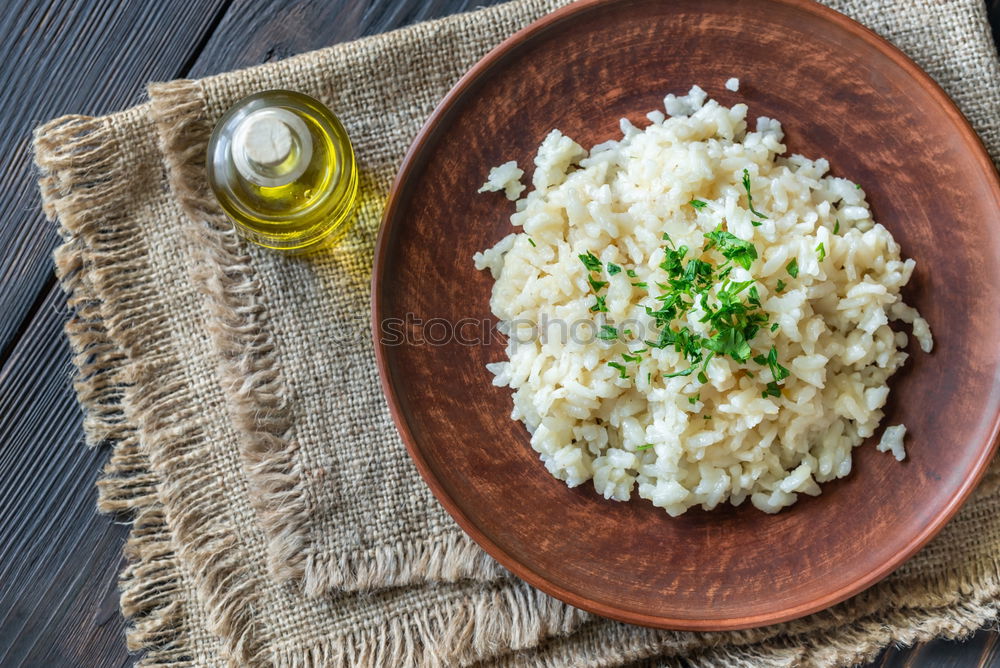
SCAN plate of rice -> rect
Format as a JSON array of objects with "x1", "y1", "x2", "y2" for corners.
[{"x1": 372, "y1": 0, "x2": 1000, "y2": 629}]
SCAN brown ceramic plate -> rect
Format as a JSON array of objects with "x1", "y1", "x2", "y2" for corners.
[{"x1": 372, "y1": 0, "x2": 1000, "y2": 630}]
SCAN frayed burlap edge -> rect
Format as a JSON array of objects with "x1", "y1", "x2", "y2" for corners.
[
  {"x1": 303, "y1": 531, "x2": 507, "y2": 596},
  {"x1": 35, "y1": 114, "x2": 216, "y2": 667},
  {"x1": 148, "y1": 78, "x2": 312, "y2": 586},
  {"x1": 146, "y1": 77, "x2": 509, "y2": 596},
  {"x1": 34, "y1": 112, "x2": 269, "y2": 666}
]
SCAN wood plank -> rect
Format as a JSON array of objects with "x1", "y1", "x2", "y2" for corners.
[
  {"x1": 0, "y1": 0, "x2": 232, "y2": 361},
  {"x1": 0, "y1": 286, "x2": 131, "y2": 667},
  {"x1": 990, "y1": 0, "x2": 1000, "y2": 56},
  {"x1": 185, "y1": 0, "x2": 506, "y2": 77}
]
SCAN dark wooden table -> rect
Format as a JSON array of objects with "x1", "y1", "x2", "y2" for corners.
[{"x1": 1, "y1": 1, "x2": 999, "y2": 666}]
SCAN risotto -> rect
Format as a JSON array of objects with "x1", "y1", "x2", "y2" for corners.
[{"x1": 473, "y1": 84, "x2": 932, "y2": 515}]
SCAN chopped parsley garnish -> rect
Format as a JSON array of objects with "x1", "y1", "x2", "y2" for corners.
[
  {"x1": 607, "y1": 361, "x2": 629, "y2": 379},
  {"x1": 855, "y1": 183, "x2": 862, "y2": 189},
  {"x1": 590, "y1": 295, "x2": 607, "y2": 313},
  {"x1": 579, "y1": 251, "x2": 602, "y2": 272},
  {"x1": 762, "y1": 381, "x2": 782, "y2": 398},
  {"x1": 626, "y1": 268, "x2": 638, "y2": 278},
  {"x1": 603, "y1": 223, "x2": 791, "y2": 394},
  {"x1": 776, "y1": 279, "x2": 786, "y2": 293},
  {"x1": 786, "y1": 258, "x2": 799, "y2": 278},
  {"x1": 703, "y1": 226, "x2": 757, "y2": 270},
  {"x1": 758, "y1": 344, "x2": 790, "y2": 382},
  {"x1": 688, "y1": 393, "x2": 699, "y2": 405},
  {"x1": 704, "y1": 414, "x2": 712, "y2": 420},
  {"x1": 815, "y1": 242, "x2": 826, "y2": 262},
  {"x1": 607, "y1": 262, "x2": 622, "y2": 275},
  {"x1": 833, "y1": 219, "x2": 840, "y2": 235},
  {"x1": 597, "y1": 325, "x2": 619, "y2": 341},
  {"x1": 770, "y1": 322, "x2": 779, "y2": 332},
  {"x1": 631, "y1": 282, "x2": 648, "y2": 289},
  {"x1": 528, "y1": 237, "x2": 537, "y2": 247},
  {"x1": 662, "y1": 232, "x2": 672, "y2": 243},
  {"x1": 741, "y1": 168, "x2": 768, "y2": 223},
  {"x1": 689, "y1": 199, "x2": 708, "y2": 209},
  {"x1": 588, "y1": 275, "x2": 609, "y2": 292},
  {"x1": 636, "y1": 443, "x2": 655, "y2": 450}
]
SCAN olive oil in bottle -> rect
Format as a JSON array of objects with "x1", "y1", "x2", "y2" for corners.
[{"x1": 206, "y1": 90, "x2": 358, "y2": 252}]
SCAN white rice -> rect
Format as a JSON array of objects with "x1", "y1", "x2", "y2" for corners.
[
  {"x1": 477, "y1": 160, "x2": 526, "y2": 200},
  {"x1": 725, "y1": 77, "x2": 740, "y2": 92},
  {"x1": 474, "y1": 85, "x2": 932, "y2": 515},
  {"x1": 877, "y1": 424, "x2": 907, "y2": 461}
]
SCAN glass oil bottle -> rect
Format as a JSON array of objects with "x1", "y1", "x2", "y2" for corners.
[{"x1": 206, "y1": 90, "x2": 358, "y2": 252}]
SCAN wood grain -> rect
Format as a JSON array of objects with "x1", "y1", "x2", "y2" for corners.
[
  {"x1": 1, "y1": 0, "x2": 999, "y2": 665},
  {"x1": 0, "y1": 288, "x2": 131, "y2": 666},
  {"x1": 0, "y1": 0, "x2": 233, "y2": 361}
]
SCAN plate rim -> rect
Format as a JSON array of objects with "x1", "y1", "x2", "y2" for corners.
[{"x1": 371, "y1": 0, "x2": 1000, "y2": 631}]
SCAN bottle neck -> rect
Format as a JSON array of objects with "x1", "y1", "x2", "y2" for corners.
[{"x1": 231, "y1": 108, "x2": 313, "y2": 188}]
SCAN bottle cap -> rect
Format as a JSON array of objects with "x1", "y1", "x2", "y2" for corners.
[{"x1": 232, "y1": 108, "x2": 312, "y2": 187}]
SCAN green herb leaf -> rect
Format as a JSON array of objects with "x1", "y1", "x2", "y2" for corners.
[
  {"x1": 664, "y1": 367, "x2": 695, "y2": 378},
  {"x1": 607, "y1": 361, "x2": 629, "y2": 379},
  {"x1": 579, "y1": 251, "x2": 602, "y2": 272},
  {"x1": 597, "y1": 325, "x2": 619, "y2": 341},
  {"x1": 762, "y1": 381, "x2": 782, "y2": 398},
  {"x1": 626, "y1": 268, "x2": 638, "y2": 278},
  {"x1": 703, "y1": 226, "x2": 758, "y2": 270},
  {"x1": 697, "y1": 371, "x2": 708, "y2": 384},
  {"x1": 590, "y1": 295, "x2": 608, "y2": 313},
  {"x1": 607, "y1": 262, "x2": 622, "y2": 275},
  {"x1": 704, "y1": 414, "x2": 712, "y2": 420},
  {"x1": 689, "y1": 199, "x2": 708, "y2": 209},
  {"x1": 815, "y1": 242, "x2": 826, "y2": 262},
  {"x1": 636, "y1": 443, "x2": 655, "y2": 450},
  {"x1": 766, "y1": 345, "x2": 790, "y2": 382},
  {"x1": 621, "y1": 352, "x2": 642, "y2": 363},
  {"x1": 528, "y1": 237, "x2": 537, "y2": 247},
  {"x1": 770, "y1": 322, "x2": 779, "y2": 332},
  {"x1": 688, "y1": 393, "x2": 700, "y2": 404},
  {"x1": 631, "y1": 282, "x2": 648, "y2": 289},
  {"x1": 833, "y1": 219, "x2": 840, "y2": 235},
  {"x1": 741, "y1": 168, "x2": 768, "y2": 220},
  {"x1": 776, "y1": 279, "x2": 786, "y2": 293},
  {"x1": 588, "y1": 275, "x2": 609, "y2": 292},
  {"x1": 786, "y1": 258, "x2": 799, "y2": 278}
]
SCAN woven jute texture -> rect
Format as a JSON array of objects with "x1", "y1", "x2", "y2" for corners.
[{"x1": 33, "y1": 0, "x2": 1000, "y2": 665}]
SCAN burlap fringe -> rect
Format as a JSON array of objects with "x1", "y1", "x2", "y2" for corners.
[
  {"x1": 269, "y1": 583, "x2": 590, "y2": 667},
  {"x1": 35, "y1": 115, "x2": 202, "y2": 667},
  {"x1": 305, "y1": 531, "x2": 507, "y2": 596},
  {"x1": 148, "y1": 79, "x2": 313, "y2": 587},
  {"x1": 35, "y1": 113, "x2": 268, "y2": 667}
]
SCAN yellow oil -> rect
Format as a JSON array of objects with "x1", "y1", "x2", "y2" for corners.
[{"x1": 207, "y1": 90, "x2": 358, "y2": 252}]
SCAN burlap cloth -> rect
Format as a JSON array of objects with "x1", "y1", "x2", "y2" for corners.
[{"x1": 32, "y1": 0, "x2": 1000, "y2": 665}]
